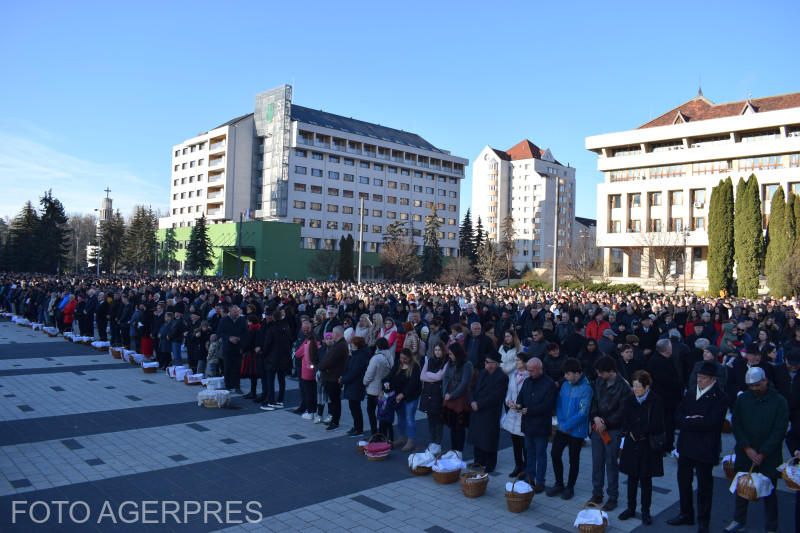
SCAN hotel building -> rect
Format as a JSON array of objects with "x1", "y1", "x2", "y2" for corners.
[
  {"x1": 586, "y1": 91, "x2": 800, "y2": 290},
  {"x1": 471, "y1": 140, "x2": 576, "y2": 270},
  {"x1": 161, "y1": 85, "x2": 468, "y2": 258}
]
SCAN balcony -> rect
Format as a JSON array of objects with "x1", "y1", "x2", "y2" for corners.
[
  {"x1": 209, "y1": 158, "x2": 225, "y2": 168},
  {"x1": 208, "y1": 172, "x2": 224, "y2": 183},
  {"x1": 206, "y1": 207, "x2": 222, "y2": 216},
  {"x1": 297, "y1": 137, "x2": 313, "y2": 146},
  {"x1": 332, "y1": 143, "x2": 346, "y2": 152},
  {"x1": 377, "y1": 153, "x2": 390, "y2": 160},
  {"x1": 314, "y1": 141, "x2": 330, "y2": 149},
  {"x1": 209, "y1": 141, "x2": 226, "y2": 152},
  {"x1": 207, "y1": 191, "x2": 223, "y2": 200},
  {"x1": 347, "y1": 147, "x2": 361, "y2": 154}
]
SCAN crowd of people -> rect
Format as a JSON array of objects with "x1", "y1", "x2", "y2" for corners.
[{"x1": 2, "y1": 273, "x2": 800, "y2": 532}]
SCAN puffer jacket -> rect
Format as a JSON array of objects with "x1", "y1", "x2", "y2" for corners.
[
  {"x1": 556, "y1": 375, "x2": 593, "y2": 438},
  {"x1": 363, "y1": 348, "x2": 394, "y2": 396},
  {"x1": 590, "y1": 374, "x2": 633, "y2": 431},
  {"x1": 498, "y1": 344, "x2": 519, "y2": 375},
  {"x1": 719, "y1": 322, "x2": 740, "y2": 355}
]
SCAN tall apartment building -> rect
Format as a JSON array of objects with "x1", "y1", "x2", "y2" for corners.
[
  {"x1": 472, "y1": 140, "x2": 575, "y2": 270},
  {"x1": 161, "y1": 85, "x2": 468, "y2": 257},
  {"x1": 586, "y1": 90, "x2": 800, "y2": 289}
]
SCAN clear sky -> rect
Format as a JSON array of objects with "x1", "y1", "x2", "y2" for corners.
[{"x1": 2, "y1": 0, "x2": 799, "y2": 223}]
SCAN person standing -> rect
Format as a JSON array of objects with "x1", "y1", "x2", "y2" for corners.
[
  {"x1": 667, "y1": 361, "x2": 727, "y2": 533},
  {"x1": 783, "y1": 350, "x2": 800, "y2": 533},
  {"x1": 363, "y1": 338, "x2": 395, "y2": 436},
  {"x1": 341, "y1": 336, "x2": 370, "y2": 436},
  {"x1": 723, "y1": 367, "x2": 788, "y2": 533},
  {"x1": 441, "y1": 343, "x2": 473, "y2": 457},
  {"x1": 420, "y1": 342, "x2": 448, "y2": 452},
  {"x1": 318, "y1": 326, "x2": 348, "y2": 430},
  {"x1": 516, "y1": 357, "x2": 557, "y2": 493},
  {"x1": 467, "y1": 353, "x2": 509, "y2": 472},
  {"x1": 618, "y1": 370, "x2": 665, "y2": 526},
  {"x1": 388, "y1": 348, "x2": 422, "y2": 450},
  {"x1": 217, "y1": 305, "x2": 247, "y2": 394},
  {"x1": 646, "y1": 339, "x2": 683, "y2": 452},
  {"x1": 547, "y1": 358, "x2": 592, "y2": 501},
  {"x1": 261, "y1": 309, "x2": 292, "y2": 410},
  {"x1": 502, "y1": 353, "x2": 529, "y2": 477}
]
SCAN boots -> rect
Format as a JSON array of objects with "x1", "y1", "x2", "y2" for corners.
[
  {"x1": 401, "y1": 439, "x2": 415, "y2": 452},
  {"x1": 392, "y1": 435, "x2": 407, "y2": 449}
]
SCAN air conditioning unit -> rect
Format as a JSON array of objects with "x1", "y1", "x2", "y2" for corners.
[{"x1": 693, "y1": 202, "x2": 704, "y2": 209}]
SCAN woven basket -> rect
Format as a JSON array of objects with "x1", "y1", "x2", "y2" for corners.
[
  {"x1": 577, "y1": 502, "x2": 608, "y2": 533},
  {"x1": 184, "y1": 374, "x2": 201, "y2": 386},
  {"x1": 364, "y1": 433, "x2": 391, "y2": 461},
  {"x1": 408, "y1": 444, "x2": 432, "y2": 476},
  {"x1": 142, "y1": 366, "x2": 157, "y2": 374},
  {"x1": 736, "y1": 465, "x2": 759, "y2": 501},
  {"x1": 781, "y1": 457, "x2": 800, "y2": 491},
  {"x1": 722, "y1": 449, "x2": 735, "y2": 481},
  {"x1": 432, "y1": 450, "x2": 461, "y2": 485},
  {"x1": 504, "y1": 472, "x2": 534, "y2": 513},
  {"x1": 130, "y1": 357, "x2": 139, "y2": 366},
  {"x1": 111, "y1": 349, "x2": 121, "y2": 359},
  {"x1": 202, "y1": 398, "x2": 221, "y2": 408},
  {"x1": 459, "y1": 463, "x2": 489, "y2": 498}
]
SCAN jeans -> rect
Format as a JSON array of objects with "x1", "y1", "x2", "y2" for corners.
[
  {"x1": 396, "y1": 398, "x2": 419, "y2": 439},
  {"x1": 551, "y1": 431, "x2": 584, "y2": 488},
  {"x1": 323, "y1": 381, "x2": 342, "y2": 424},
  {"x1": 734, "y1": 477, "x2": 778, "y2": 532},
  {"x1": 677, "y1": 457, "x2": 713, "y2": 526},
  {"x1": 196, "y1": 359, "x2": 206, "y2": 376},
  {"x1": 348, "y1": 399, "x2": 364, "y2": 431},
  {"x1": 366, "y1": 394, "x2": 379, "y2": 435},
  {"x1": 266, "y1": 369, "x2": 286, "y2": 404},
  {"x1": 171, "y1": 342, "x2": 183, "y2": 365},
  {"x1": 524, "y1": 434, "x2": 549, "y2": 485},
  {"x1": 300, "y1": 379, "x2": 317, "y2": 414},
  {"x1": 591, "y1": 429, "x2": 622, "y2": 500}
]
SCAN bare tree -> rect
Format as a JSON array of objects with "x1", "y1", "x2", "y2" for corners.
[
  {"x1": 500, "y1": 214, "x2": 516, "y2": 285},
  {"x1": 636, "y1": 231, "x2": 684, "y2": 291},
  {"x1": 380, "y1": 221, "x2": 420, "y2": 281},
  {"x1": 476, "y1": 241, "x2": 504, "y2": 288},
  {"x1": 438, "y1": 257, "x2": 476, "y2": 285},
  {"x1": 562, "y1": 229, "x2": 601, "y2": 289}
]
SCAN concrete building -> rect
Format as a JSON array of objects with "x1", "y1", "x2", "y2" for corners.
[
  {"x1": 472, "y1": 140, "x2": 575, "y2": 270},
  {"x1": 161, "y1": 85, "x2": 468, "y2": 262},
  {"x1": 586, "y1": 90, "x2": 800, "y2": 290}
]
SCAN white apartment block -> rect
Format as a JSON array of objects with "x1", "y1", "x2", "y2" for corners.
[
  {"x1": 472, "y1": 140, "x2": 576, "y2": 270},
  {"x1": 586, "y1": 90, "x2": 800, "y2": 289},
  {"x1": 161, "y1": 85, "x2": 467, "y2": 257}
]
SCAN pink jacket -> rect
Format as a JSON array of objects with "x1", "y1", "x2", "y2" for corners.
[{"x1": 294, "y1": 340, "x2": 319, "y2": 381}]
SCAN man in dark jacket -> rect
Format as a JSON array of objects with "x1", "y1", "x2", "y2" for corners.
[
  {"x1": 465, "y1": 321, "x2": 495, "y2": 371},
  {"x1": 724, "y1": 367, "x2": 788, "y2": 533},
  {"x1": 217, "y1": 304, "x2": 248, "y2": 394},
  {"x1": 260, "y1": 310, "x2": 292, "y2": 410},
  {"x1": 646, "y1": 339, "x2": 683, "y2": 452},
  {"x1": 589, "y1": 355, "x2": 633, "y2": 512},
  {"x1": 468, "y1": 353, "x2": 509, "y2": 473},
  {"x1": 634, "y1": 315, "x2": 659, "y2": 356},
  {"x1": 784, "y1": 350, "x2": 800, "y2": 533},
  {"x1": 668, "y1": 362, "x2": 728, "y2": 533},
  {"x1": 727, "y1": 343, "x2": 776, "y2": 405},
  {"x1": 95, "y1": 293, "x2": 109, "y2": 341},
  {"x1": 516, "y1": 357, "x2": 557, "y2": 493},
  {"x1": 318, "y1": 326, "x2": 348, "y2": 430}
]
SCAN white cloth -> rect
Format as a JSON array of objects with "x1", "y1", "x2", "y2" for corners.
[
  {"x1": 432, "y1": 458, "x2": 466, "y2": 472},
  {"x1": 778, "y1": 461, "x2": 800, "y2": 485},
  {"x1": 729, "y1": 472, "x2": 774, "y2": 498},
  {"x1": 574, "y1": 508, "x2": 609, "y2": 527},
  {"x1": 408, "y1": 450, "x2": 436, "y2": 469},
  {"x1": 197, "y1": 389, "x2": 230, "y2": 407},
  {"x1": 505, "y1": 480, "x2": 532, "y2": 493}
]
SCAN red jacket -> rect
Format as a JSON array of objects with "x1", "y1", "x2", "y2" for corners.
[
  {"x1": 62, "y1": 299, "x2": 77, "y2": 325},
  {"x1": 586, "y1": 319, "x2": 611, "y2": 341}
]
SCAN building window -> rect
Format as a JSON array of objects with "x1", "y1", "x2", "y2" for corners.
[
  {"x1": 309, "y1": 220, "x2": 321, "y2": 229},
  {"x1": 387, "y1": 196, "x2": 396, "y2": 204},
  {"x1": 374, "y1": 178, "x2": 383, "y2": 186},
  {"x1": 293, "y1": 200, "x2": 306, "y2": 209},
  {"x1": 311, "y1": 168, "x2": 323, "y2": 177},
  {"x1": 448, "y1": 205, "x2": 456, "y2": 212},
  {"x1": 609, "y1": 220, "x2": 621, "y2": 233},
  {"x1": 670, "y1": 191, "x2": 683, "y2": 205},
  {"x1": 629, "y1": 220, "x2": 641, "y2": 233},
  {"x1": 344, "y1": 158, "x2": 354, "y2": 166},
  {"x1": 372, "y1": 209, "x2": 382, "y2": 217},
  {"x1": 372, "y1": 194, "x2": 382, "y2": 202},
  {"x1": 399, "y1": 198, "x2": 409, "y2": 206},
  {"x1": 692, "y1": 217, "x2": 706, "y2": 230},
  {"x1": 413, "y1": 200, "x2": 422, "y2": 207},
  {"x1": 197, "y1": 174, "x2": 203, "y2": 181},
  {"x1": 360, "y1": 161, "x2": 370, "y2": 168},
  {"x1": 412, "y1": 214, "x2": 422, "y2": 222},
  {"x1": 343, "y1": 206, "x2": 353, "y2": 214},
  {"x1": 329, "y1": 155, "x2": 339, "y2": 163},
  {"x1": 343, "y1": 173, "x2": 354, "y2": 182},
  {"x1": 310, "y1": 185, "x2": 322, "y2": 194},
  {"x1": 426, "y1": 187, "x2": 434, "y2": 194},
  {"x1": 629, "y1": 193, "x2": 641, "y2": 208},
  {"x1": 198, "y1": 159, "x2": 204, "y2": 166},
  {"x1": 295, "y1": 149, "x2": 306, "y2": 157},
  {"x1": 610, "y1": 195, "x2": 621, "y2": 209},
  {"x1": 343, "y1": 190, "x2": 354, "y2": 198},
  {"x1": 649, "y1": 192, "x2": 662, "y2": 206},
  {"x1": 387, "y1": 211, "x2": 396, "y2": 219},
  {"x1": 413, "y1": 185, "x2": 423, "y2": 193},
  {"x1": 312, "y1": 152, "x2": 323, "y2": 160},
  {"x1": 400, "y1": 183, "x2": 410, "y2": 191},
  {"x1": 372, "y1": 226, "x2": 381, "y2": 233},
  {"x1": 388, "y1": 166, "x2": 397, "y2": 174},
  {"x1": 328, "y1": 188, "x2": 339, "y2": 196},
  {"x1": 670, "y1": 218, "x2": 683, "y2": 231},
  {"x1": 388, "y1": 181, "x2": 397, "y2": 189},
  {"x1": 790, "y1": 153, "x2": 800, "y2": 167},
  {"x1": 650, "y1": 165, "x2": 684, "y2": 178},
  {"x1": 400, "y1": 213, "x2": 409, "y2": 220},
  {"x1": 343, "y1": 222, "x2": 353, "y2": 231},
  {"x1": 612, "y1": 145, "x2": 642, "y2": 157},
  {"x1": 295, "y1": 166, "x2": 307, "y2": 175},
  {"x1": 359, "y1": 176, "x2": 370, "y2": 184},
  {"x1": 359, "y1": 192, "x2": 368, "y2": 200},
  {"x1": 692, "y1": 189, "x2": 706, "y2": 205},
  {"x1": 374, "y1": 164, "x2": 383, "y2": 171},
  {"x1": 328, "y1": 171, "x2": 339, "y2": 180},
  {"x1": 740, "y1": 129, "x2": 781, "y2": 143},
  {"x1": 739, "y1": 155, "x2": 782, "y2": 171},
  {"x1": 294, "y1": 183, "x2": 306, "y2": 192},
  {"x1": 692, "y1": 160, "x2": 730, "y2": 175},
  {"x1": 293, "y1": 218, "x2": 305, "y2": 226},
  {"x1": 400, "y1": 169, "x2": 409, "y2": 176},
  {"x1": 327, "y1": 221, "x2": 338, "y2": 230},
  {"x1": 310, "y1": 202, "x2": 321, "y2": 211},
  {"x1": 327, "y1": 204, "x2": 338, "y2": 213}
]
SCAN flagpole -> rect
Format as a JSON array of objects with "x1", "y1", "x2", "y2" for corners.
[{"x1": 357, "y1": 196, "x2": 364, "y2": 284}]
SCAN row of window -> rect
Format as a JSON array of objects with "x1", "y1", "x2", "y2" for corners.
[
  {"x1": 608, "y1": 217, "x2": 706, "y2": 233},
  {"x1": 174, "y1": 143, "x2": 206, "y2": 157},
  {"x1": 609, "y1": 190, "x2": 706, "y2": 209},
  {"x1": 173, "y1": 175, "x2": 204, "y2": 186},
  {"x1": 302, "y1": 237, "x2": 458, "y2": 256},
  {"x1": 293, "y1": 171, "x2": 456, "y2": 197},
  {"x1": 172, "y1": 190, "x2": 204, "y2": 200},
  {"x1": 609, "y1": 153, "x2": 800, "y2": 182},
  {"x1": 172, "y1": 206, "x2": 204, "y2": 215},
  {"x1": 609, "y1": 128, "x2": 800, "y2": 158},
  {"x1": 295, "y1": 149, "x2": 461, "y2": 181},
  {"x1": 173, "y1": 159, "x2": 204, "y2": 172}
]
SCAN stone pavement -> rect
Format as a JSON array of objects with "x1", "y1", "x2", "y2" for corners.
[{"x1": 0, "y1": 320, "x2": 795, "y2": 532}]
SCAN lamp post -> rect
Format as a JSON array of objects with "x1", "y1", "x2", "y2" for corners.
[
  {"x1": 94, "y1": 209, "x2": 101, "y2": 276},
  {"x1": 680, "y1": 225, "x2": 690, "y2": 292}
]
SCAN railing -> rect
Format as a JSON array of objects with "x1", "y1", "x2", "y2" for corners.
[
  {"x1": 209, "y1": 141, "x2": 226, "y2": 151},
  {"x1": 314, "y1": 141, "x2": 330, "y2": 149},
  {"x1": 208, "y1": 173, "x2": 224, "y2": 182},
  {"x1": 207, "y1": 208, "x2": 221, "y2": 216},
  {"x1": 347, "y1": 147, "x2": 361, "y2": 154},
  {"x1": 377, "y1": 153, "x2": 389, "y2": 160},
  {"x1": 209, "y1": 158, "x2": 225, "y2": 167},
  {"x1": 207, "y1": 191, "x2": 223, "y2": 199},
  {"x1": 297, "y1": 138, "x2": 313, "y2": 146}
]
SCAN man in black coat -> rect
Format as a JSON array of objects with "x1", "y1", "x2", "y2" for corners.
[
  {"x1": 260, "y1": 309, "x2": 292, "y2": 410},
  {"x1": 784, "y1": 350, "x2": 800, "y2": 533},
  {"x1": 465, "y1": 321, "x2": 495, "y2": 371},
  {"x1": 634, "y1": 315, "x2": 659, "y2": 356},
  {"x1": 468, "y1": 353, "x2": 509, "y2": 472},
  {"x1": 217, "y1": 304, "x2": 248, "y2": 394},
  {"x1": 318, "y1": 326, "x2": 348, "y2": 430},
  {"x1": 668, "y1": 362, "x2": 728, "y2": 533},
  {"x1": 646, "y1": 339, "x2": 683, "y2": 452},
  {"x1": 95, "y1": 292, "x2": 109, "y2": 341}
]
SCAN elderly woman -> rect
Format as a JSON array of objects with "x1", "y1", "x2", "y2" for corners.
[{"x1": 618, "y1": 370, "x2": 664, "y2": 526}]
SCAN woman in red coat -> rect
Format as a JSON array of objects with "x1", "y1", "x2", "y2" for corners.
[{"x1": 62, "y1": 295, "x2": 77, "y2": 332}]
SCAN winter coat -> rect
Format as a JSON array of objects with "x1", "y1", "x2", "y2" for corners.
[
  {"x1": 468, "y1": 368, "x2": 509, "y2": 452},
  {"x1": 675, "y1": 381, "x2": 728, "y2": 465},
  {"x1": 419, "y1": 355, "x2": 447, "y2": 415},
  {"x1": 617, "y1": 353, "x2": 646, "y2": 384},
  {"x1": 590, "y1": 374, "x2": 633, "y2": 430},
  {"x1": 732, "y1": 386, "x2": 789, "y2": 479},
  {"x1": 62, "y1": 299, "x2": 76, "y2": 325},
  {"x1": 363, "y1": 348, "x2": 394, "y2": 396},
  {"x1": 318, "y1": 338, "x2": 348, "y2": 383},
  {"x1": 646, "y1": 352, "x2": 683, "y2": 414},
  {"x1": 688, "y1": 360, "x2": 728, "y2": 395},
  {"x1": 516, "y1": 374, "x2": 557, "y2": 437},
  {"x1": 442, "y1": 361, "x2": 474, "y2": 402},
  {"x1": 619, "y1": 391, "x2": 665, "y2": 478},
  {"x1": 294, "y1": 339, "x2": 319, "y2": 381},
  {"x1": 498, "y1": 344, "x2": 519, "y2": 375},
  {"x1": 387, "y1": 363, "x2": 422, "y2": 402},
  {"x1": 341, "y1": 346, "x2": 370, "y2": 402},
  {"x1": 379, "y1": 325, "x2": 398, "y2": 352},
  {"x1": 542, "y1": 354, "x2": 566, "y2": 385},
  {"x1": 502, "y1": 368, "x2": 527, "y2": 436},
  {"x1": 586, "y1": 319, "x2": 611, "y2": 341},
  {"x1": 556, "y1": 375, "x2": 593, "y2": 439},
  {"x1": 262, "y1": 319, "x2": 292, "y2": 372},
  {"x1": 464, "y1": 333, "x2": 495, "y2": 370}
]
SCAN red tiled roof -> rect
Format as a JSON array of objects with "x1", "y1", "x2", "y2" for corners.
[
  {"x1": 505, "y1": 139, "x2": 544, "y2": 160},
  {"x1": 638, "y1": 92, "x2": 800, "y2": 129}
]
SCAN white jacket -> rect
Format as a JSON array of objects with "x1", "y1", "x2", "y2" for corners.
[{"x1": 363, "y1": 348, "x2": 394, "y2": 396}]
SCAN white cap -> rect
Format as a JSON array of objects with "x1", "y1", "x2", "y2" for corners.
[{"x1": 745, "y1": 367, "x2": 766, "y2": 384}]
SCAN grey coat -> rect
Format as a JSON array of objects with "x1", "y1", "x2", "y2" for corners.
[{"x1": 363, "y1": 348, "x2": 394, "y2": 396}]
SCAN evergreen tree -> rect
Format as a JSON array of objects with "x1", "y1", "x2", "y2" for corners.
[
  {"x1": 707, "y1": 177, "x2": 735, "y2": 295},
  {"x1": 765, "y1": 186, "x2": 787, "y2": 295},
  {"x1": 794, "y1": 193, "x2": 800, "y2": 244},
  {"x1": 185, "y1": 215, "x2": 214, "y2": 274},
  {"x1": 458, "y1": 209, "x2": 476, "y2": 265},
  {"x1": 7, "y1": 201, "x2": 40, "y2": 272},
  {"x1": 500, "y1": 214, "x2": 517, "y2": 284},
  {"x1": 420, "y1": 205, "x2": 443, "y2": 281},
  {"x1": 36, "y1": 190, "x2": 69, "y2": 273},
  {"x1": 786, "y1": 191, "x2": 798, "y2": 250},
  {"x1": 474, "y1": 216, "x2": 485, "y2": 249},
  {"x1": 160, "y1": 228, "x2": 179, "y2": 274},
  {"x1": 735, "y1": 175, "x2": 763, "y2": 298},
  {"x1": 123, "y1": 206, "x2": 157, "y2": 273},
  {"x1": 338, "y1": 234, "x2": 355, "y2": 281},
  {"x1": 100, "y1": 210, "x2": 126, "y2": 273}
]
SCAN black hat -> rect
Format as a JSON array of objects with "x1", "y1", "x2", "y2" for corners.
[{"x1": 697, "y1": 361, "x2": 718, "y2": 377}]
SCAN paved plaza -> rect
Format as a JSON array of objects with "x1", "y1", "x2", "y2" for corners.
[{"x1": 0, "y1": 321, "x2": 794, "y2": 532}]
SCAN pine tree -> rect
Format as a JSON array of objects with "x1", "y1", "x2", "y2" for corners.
[
  {"x1": 36, "y1": 190, "x2": 69, "y2": 273},
  {"x1": 420, "y1": 205, "x2": 443, "y2": 281},
  {"x1": 793, "y1": 193, "x2": 800, "y2": 244},
  {"x1": 735, "y1": 175, "x2": 763, "y2": 298},
  {"x1": 7, "y1": 201, "x2": 40, "y2": 272},
  {"x1": 100, "y1": 210, "x2": 126, "y2": 273},
  {"x1": 500, "y1": 214, "x2": 516, "y2": 284},
  {"x1": 338, "y1": 234, "x2": 354, "y2": 281},
  {"x1": 765, "y1": 186, "x2": 787, "y2": 295},
  {"x1": 474, "y1": 216, "x2": 485, "y2": 249},
  {"x1": 123, "y1": 206, "x2": 157, "y2": 273},
  {"x1": 160, "y1": 228, "x2": 179, "y2": 274},
  {"x1": 786, "y1": 191, "x2": 798, "y2": 250},
  {"x1": 458, "y1": 209, "x2": 475, "y2": 265},
  {"x1": 185, "y1": 215, "x2": 214, "y2": 274}
]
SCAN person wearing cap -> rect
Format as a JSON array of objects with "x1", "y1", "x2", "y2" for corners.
[
  {"x1": 688, "y1": 344, "x2": 727, "y2": 394},
  {"x1": 727, "y1": 343, "x2": 776, "y2": 405},
  {"x1": 634, "y1": 315, "x2": 659, "y2": 356},
  {"x1": 668, "y1": 361, "x2": 728, "y2": 532},
  {"x1": 723, "y1": 366, "x2": 788, "y2": 533},
  {"x1": 598, "y1": 328, "x2": 617, "y2": 358},
  {"x1": 467, "y1": 352, "x2": 508, "y2": 472}
]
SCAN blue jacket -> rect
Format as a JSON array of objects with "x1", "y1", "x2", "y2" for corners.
[{"x1": 556, "y1": 375, "x2": 593, "y2": 439}]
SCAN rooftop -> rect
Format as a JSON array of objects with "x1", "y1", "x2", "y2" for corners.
[
  {"x1": 638, "y1": 90, "x2": 800, "y2": 129},
  {"x1": 490, "y1": 139, "x2": 563, "y2": 166},
  {"x1": 575, "y1": 216, "x2": 597, "y2": 228}
]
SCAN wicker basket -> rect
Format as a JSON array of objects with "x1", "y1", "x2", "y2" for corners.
[
  {"x1": 364, "y1": 433, "x2": 391, "y2": 461},
  {"x1": 130, "y1": 357, "x2": 139, "y2": 366},
  {"x1": 735, "y1": 465, "x2": 759, "y2": 501},
  {"x1": 577, "y1": 502, "x2": 608, "y2": 533},
  {"x1": 184, "y1": 374, "x2": 201, "y2": 386},
  {"x1": 356, "y1": 440, "x2": 368, "y2": 454},
  {"x1": 432, "y1": 450, "x2": 461, "y2": 484},
  {"x1": 142, "y1": 366, "x2": 157, "y2": 374},
  {"x1": 111, "y1": 347, "x2": 122, "y2": 358},
  {"x1": 722, "y1": 450, "x2": 735, "y2": 482},
  {"x1": 408, "y1": 445, "x2": 432, "y2": 476},
  {"x1": 504, "y1": 472, "x2": 534, "y2": 513},
  {"x1": 781, "y1": 457, "x2": 800, "y2": 491},
  {"x1": 459, "y1": 463, "x2": 489, "y2": 498},
  {"x1": 202, "y1": 398, "x2": 222, "y2": 408}
]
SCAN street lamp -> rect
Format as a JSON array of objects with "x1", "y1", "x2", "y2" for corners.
[{"x1": 679, "y1": 225, "x2": 690, "y2": 292}]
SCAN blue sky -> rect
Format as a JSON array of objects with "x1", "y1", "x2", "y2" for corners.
[{"x1": 2, "y1": 0, "x2": 799, "y2": 222}]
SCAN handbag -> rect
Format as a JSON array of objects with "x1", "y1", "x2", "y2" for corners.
[{"x1": 443, "y1": 368, "x2": 469, "y2": 413}]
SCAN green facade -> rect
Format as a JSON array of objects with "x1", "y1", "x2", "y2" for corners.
[{"x1": 158, "y1": 221, "x2": 379, "y2": 279}]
